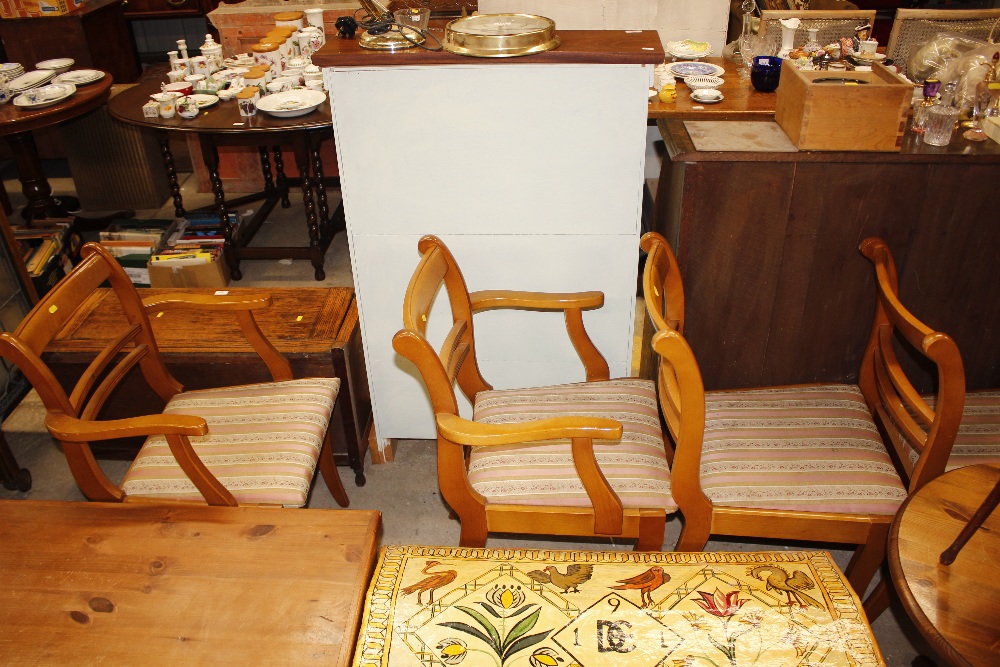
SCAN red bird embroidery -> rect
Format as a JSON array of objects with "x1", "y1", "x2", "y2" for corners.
[{"x1": 610, "y1": 566, "x2": 669, "y2": 607}]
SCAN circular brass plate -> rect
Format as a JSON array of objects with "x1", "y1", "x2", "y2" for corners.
[{"x1": 443, "y1": 13, "x2": 560, "y2": 58}]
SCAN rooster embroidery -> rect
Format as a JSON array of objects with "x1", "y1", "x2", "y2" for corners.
[
  {"x1": 748, "y1": 565, "x2": 825, "y2": 609},
  {"x1": 526, "y1": 564, "x2": 594, "y2": 593}
]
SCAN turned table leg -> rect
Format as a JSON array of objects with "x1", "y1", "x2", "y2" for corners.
[
  {"x1": 272, "y1": 145, "x2": 291, "y2": 209},
  {"x1": 293, "y1": 134, "x2": 325, "y2": 281},
  {"x1": 6, "y1": 131, "x2": 76, "y2": 222},
  {"x1": 158, "y1": 130, "x2": 185, "y2": 219},
  {"x1": 198, "y1": 134, "x2": 240, "y2": 280}
]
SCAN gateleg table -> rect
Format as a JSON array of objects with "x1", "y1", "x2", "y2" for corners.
[{"x1": 108, "y1": 71, "x2": 341, "y2": 281}]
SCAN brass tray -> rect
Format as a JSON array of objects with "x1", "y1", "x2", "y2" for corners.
[{"x1": 442, "y1": 13, "x2": 560, "y2": 58}]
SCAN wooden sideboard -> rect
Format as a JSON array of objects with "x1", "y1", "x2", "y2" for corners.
[{"x1": 652, "y1": 118, "x2": 1000, "y2": 392}]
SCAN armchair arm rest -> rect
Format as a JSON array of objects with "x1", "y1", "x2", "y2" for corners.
[
  {"x1": 46, "y1": 412, "x2": 208, "y2": 442},
  {"x1": 46, "y1": 412, "x2": 236, "y2": 507},
  {"x1": 469, "y1": 290, "x2": 604, "y2": 312},
  {"x1": 436, "y1": 413, "x2": 622, "y2": 447},
  {"x1": 468, "y1": 290, "x2": 610, "y2": 382},
  {"x1": 141, "y1": 293, "x2": 293, "y2": 382},
  {"x1": 437, "y1": 413, "x2": 625, "y2": 535}
]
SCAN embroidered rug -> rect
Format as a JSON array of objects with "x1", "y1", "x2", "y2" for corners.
[{"x1": 353, "y1": 546, "x2": 884, "y2": 667}]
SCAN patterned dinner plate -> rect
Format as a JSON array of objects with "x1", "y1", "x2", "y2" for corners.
[
  {"x1": 53, "y1": 69, "x2": 105, "y2": 86},
  {"x1": 667, "y1": 61, "x2": 725, "y2": 78}
]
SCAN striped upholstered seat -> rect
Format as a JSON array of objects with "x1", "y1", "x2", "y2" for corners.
[
  {"x1": 895, "y1": 390, "x2": 1000, "y2": 473},
  {"x1": 700, "y1": 385, "x2": 907, "y2": 516},
  {"x1": 468, "y1": 379, "x2": 675, "y2": 511},
  {"x1": 121, "y1": 378, "x2": 341, "y2": 507}
]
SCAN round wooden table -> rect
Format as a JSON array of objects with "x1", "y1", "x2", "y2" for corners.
[
  {"x1": 0, "y1": 73, "x2": 113, "y2": 221},
  {"x1": 889, "y1": 463, "x2": 1000, "y2": 667},
  {"x1": 108, "y1": 72, "x2": 338, "y2": 281}
]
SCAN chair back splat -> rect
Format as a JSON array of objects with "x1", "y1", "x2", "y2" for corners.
[
  {"x1": 0, "y1": 243, "x2": 349, "y2": 508},
  {"x1": 394, "y1": 235, "x2": 675, "y2": 550},
  {"x1": 858, "y1": 237, "x2": 966, "y2": 493}
]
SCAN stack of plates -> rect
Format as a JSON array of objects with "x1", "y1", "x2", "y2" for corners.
[
  {"x1": 667, "y1": 61, "x2": 725, "y2": 79},
  {"x1": 1, "y1": 62, "x2": 25, "y2": 80},
  {"x1": 53, "y1": 69, "x2": 105, "y2": 86},
  {"x1": 7, "y1": 69, "x2": 56, "y2": 94},
  {"x1": 666, "y1": 39, "x2": 712, "y2": 60}
]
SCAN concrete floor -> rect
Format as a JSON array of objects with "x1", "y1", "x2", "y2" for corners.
[{"x1": 1, "y1": 171, "x2": 935, "y2": 665}]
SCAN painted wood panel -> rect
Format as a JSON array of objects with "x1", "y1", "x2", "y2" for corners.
[{"x1": 330, "y1": 63, "x2": 650, "y2": 448}]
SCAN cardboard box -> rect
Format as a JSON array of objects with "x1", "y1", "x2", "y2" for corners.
[
  {"x1": 148, "y1": 259, "x2": 230, "y2": 289},
  {"x1": 116, "y1": 255, "x2": 152, "y2": 288},
  {"x1": 775, "y1": 62, "x2": 913, "y2": 152},
  {"x1": 0, "y1": 0, "x2": 86, "y2": 18},
  {"x1": 984, "y1": 116, "x2": 1000, "y2": 145}
]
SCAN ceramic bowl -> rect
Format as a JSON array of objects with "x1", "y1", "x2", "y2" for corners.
[
  {"x1": 684, "y1": 75, "x2": 723, "y2": 90},
  {"x1": 163, "y1": 81, "x2": 193, "y2": 96},
  {"x1": 35, "y1": 58, "x2": 75, "y2": 74}
]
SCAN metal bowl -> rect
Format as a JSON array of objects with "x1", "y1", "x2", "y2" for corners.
[{"x1": 443, "y1": 14, "x2": 560, "y2": 58}]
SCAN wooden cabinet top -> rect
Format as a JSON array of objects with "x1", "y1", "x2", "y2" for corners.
[{"x1": 313, "y1": 29, "x2": 663, "y2": 67}]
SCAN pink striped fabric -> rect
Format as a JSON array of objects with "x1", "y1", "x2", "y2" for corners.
[
  {"x1": 898, "y1": 390, "x2": 1000, "y2": 472},
  {"x1": 468, "y1": 379, "x2": 675, "y2": 511},
  {"x1": 701, "y1": 385, "x2": 906, "y2": 515},
  {"x1": 121, "y1": 378, "x2": 340, "y2": 507}
]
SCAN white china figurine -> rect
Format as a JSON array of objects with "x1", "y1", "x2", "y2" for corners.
[
  {"x1": 200, "y1": 34, "x2": 223, "y2": 73},
  {"x1": 777, "y1": 17, "x2": 800, "y2": 59}
]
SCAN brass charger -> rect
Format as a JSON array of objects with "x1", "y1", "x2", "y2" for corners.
[{"x1": 442, "y1": 14, "x2": 559, "y2": 58}]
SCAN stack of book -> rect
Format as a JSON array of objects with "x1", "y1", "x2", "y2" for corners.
[
  {"x1": 98, "y1": 220, "x2": 177, "y2": 287},
  {"x1": 148, "y1": 212, "x2": 237, "y2": 267},
  {"x1": 98, "y1": 223, "x2": 169, "y2": 258},
  {"x1": 20, "y1": 231, "x2": 64, "y2": 277}
]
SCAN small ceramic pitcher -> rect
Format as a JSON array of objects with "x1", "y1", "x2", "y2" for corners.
[{"x1": 0, "y1": 74, "x2": 11, "y2": 106}]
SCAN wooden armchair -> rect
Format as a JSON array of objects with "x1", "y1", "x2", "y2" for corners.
[
  {"x1": 642, "y1": 231, "x2": 906, "y2": 597},
  {"x1": 392, "y1": 235, "x2": 675, "y2": 549},
  {"x1": 858, "y1": 237, "x2": 1000, "y2": 618},
  {"x1": 0, "y1": 243, "x2": 349, "y2": 508}
]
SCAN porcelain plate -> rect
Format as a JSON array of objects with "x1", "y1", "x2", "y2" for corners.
[
  {"x1": 667, "y1": 62, "x2": 725, "y2": 79},
  {"x1": 54, "y1": 69, "x2": 105, "y2": 85},
  {"x1": 8, "y1": 69, "x2": 55, "y2": 93},
  {"x1": 256, "y1": 89, "x2": 327, "y2": 118},
  {"x1": 13, "y1": 82, "x2": 77, "y2": 109}
]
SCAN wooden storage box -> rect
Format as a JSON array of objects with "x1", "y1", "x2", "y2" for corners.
[
  {"x1": 41, "y1": 287, "x2": 371, "y2": 485},
  {"x1": 775, "y1": 62, "x2": 914, "y2": 152}
]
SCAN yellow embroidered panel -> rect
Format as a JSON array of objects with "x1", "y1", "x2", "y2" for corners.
[{"x1": 353, "y1": 547, "x2": 883, "y2": 667}]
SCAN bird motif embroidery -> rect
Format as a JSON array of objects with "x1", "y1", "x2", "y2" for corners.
[
  {"x1": 610, "y1": 566, "x2": 669, "y2": 608},
  {"x1": 748, "y1": 565, "x2": 825, "y2": 610},
  {"x1": 526, "y1": 564, "x2": 594, "y2": 593},
  {"x1": 400, "y1": 560, "x2": 458, "y2": 605}
]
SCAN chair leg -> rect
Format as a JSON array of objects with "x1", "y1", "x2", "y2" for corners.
[
  {"x1": 863, "y1": 578, "x2": 892, "y2": 622},
  {"x1": 457, "y1": 512, "x2": 488, "y2": 548},
  {"x1": 844, "y1": 522, "x2": 889, "y2": 595},
  {"x1": 634, "y1": 509, "x2": 667, "y2": 551},
  {"x1": 318, "y1": 429, "x2": 350, "y2": 508},
  {"x1": 674, "y1": 517, "x2": 711, "y2": 552}
]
